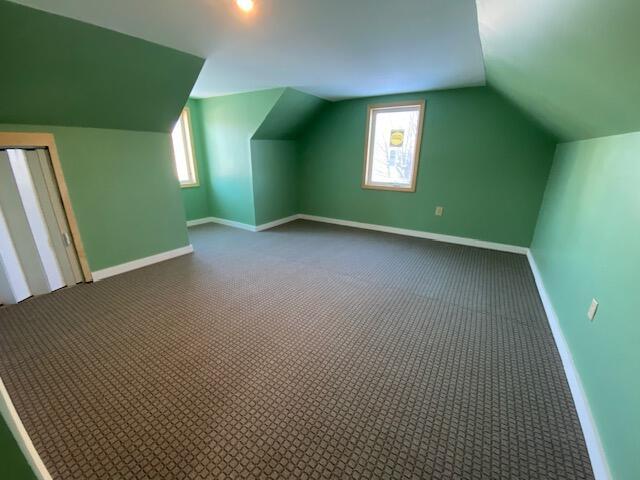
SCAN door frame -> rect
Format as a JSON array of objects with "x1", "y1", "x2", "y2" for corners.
[{"x1": 0, "y1": 132, "x2": 92, "y2": 282}]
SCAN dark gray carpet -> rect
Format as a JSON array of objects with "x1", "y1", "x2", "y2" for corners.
[{"x1": 0, "y1": 220, "x2": 593, "y2": 479}]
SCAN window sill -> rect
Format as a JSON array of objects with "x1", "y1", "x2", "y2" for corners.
[{"x1": 362, "y1": 183, "x2": 416, "y2": 193}]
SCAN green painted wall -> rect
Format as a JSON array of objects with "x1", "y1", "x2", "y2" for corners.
[
  {"x1": 0, "y1": 417, "x2": 36, "y2": 480},
  {"x1": 0, "y1": 124, "x2": 190, "y2": 271},
  {"x1": 251, "y1": 140, "x2": 298, "y2": 225},
  {"x1": 195, "y1": 89, "x2": 284, "y2": 225},
  {"x1": 0, "y1": 0, "x2": 203, "y2": 133},
  {"x1": 530, "y1": 132, "x2": 640, "y2": 480},
  {"x1": 477, "y1": 0, "x2": 640, "y2": 141},
  {"x1": 250, "y1": 89, "x2": 327, "y2": 225},
  {"x1": 298, "y1": 87, "x2": 557, "y2": 246},
  {"x1": 187, "y1": 88, "x2": 327, "y2": 225},
  {"x1": 179, "y1": 100, "x2": 212, "y2": 221}
]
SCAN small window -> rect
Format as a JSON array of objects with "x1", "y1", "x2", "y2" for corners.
[
  {"x1": 171, "y1": 109, "x2": 199, "y2": 187},
  {"x1": 362, "y1": 101, "x2": 425, "y2": 192}
]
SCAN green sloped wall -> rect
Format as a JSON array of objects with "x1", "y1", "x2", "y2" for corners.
[
  {"x1": 477, "y1": 0, "x2": 640, "y2": 141},
  {"x1": 477, "y1": 3, "x2": 640, "y2": 476},
  {"x1": 253, "y1": 88, "x2": 328, "y2": 140},
  {"x1": 0, "y1": 0, "x2": 204, "y2": 133}
]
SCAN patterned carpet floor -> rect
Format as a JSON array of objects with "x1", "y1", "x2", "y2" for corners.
[{"x1": 0, "y1": 220, "x2": 593, "y2": 479}]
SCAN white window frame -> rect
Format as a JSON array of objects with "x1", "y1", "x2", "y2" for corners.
[
  {"x1": 171, "y1": 108, "x2": 199, "y2": 188},
  {"x1": 362, "y1": 100, "x2": 426, "y2": 192}
]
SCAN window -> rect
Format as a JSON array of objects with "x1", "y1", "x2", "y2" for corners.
[
  {"x1": 171, "y1": 108, "x2": 199, "y2": 187},
  {"x1": 362, "y1": 101, "x2": 425, "y2": 192}
]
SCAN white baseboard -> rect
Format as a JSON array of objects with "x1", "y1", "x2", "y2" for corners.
[
  {"x1": 526, "y1": 251, "x2": 610, "y2": 480},
  {"x1": 299, "y1": 214, "x2": 528, "y2": 254},
  {"x1": 188, "y1": 213, "x2": 527, "y2": 254},
  {"x1": 186, "y1": 217, "x2": 216, "y2": 227},
  {"x1": 186, "y1": 215, "x2": 300, "y2": 232},
  {"x1": 187, "y1": 216, "x2": 255, "y2": 231},
  {"x1": 91, "y1": 245, "x2": 194, "y2": 282},
  {"x1": 254, "y1": 215, "x2": 300, "y2": 232},
  {"x1": 0, "y1": 377, "x2": 52, "y2": 479}
]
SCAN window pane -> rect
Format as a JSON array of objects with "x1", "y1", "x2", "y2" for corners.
[
  {"x1": 171, "y1": 110, "x2": 197, "y2": 186},
  {"x1": 365, "y1": 104, "x2": 422, "y2": 190},
  {"x1": 171, "y1": 116, "x2": 191, "y2": 183}
]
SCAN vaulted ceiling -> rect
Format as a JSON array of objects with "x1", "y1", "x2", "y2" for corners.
[{"x1": 6, "y1": 0, "x2": 640, "y2": 141}]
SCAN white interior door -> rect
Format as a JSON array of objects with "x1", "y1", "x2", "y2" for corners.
[
  {"x1": 29, "y1": 149, "x2": 83, "y2": 286},
  {"x1": 0, "y1": 150, "x2": 51, "y2": 298},
  {"x1": 0, "y1": 148, "x2": 83, "y2": 305}
]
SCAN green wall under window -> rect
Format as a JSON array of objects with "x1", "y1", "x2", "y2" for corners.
[{"x1": 297, "y1": 87, "x2": 557, "y2": 247}]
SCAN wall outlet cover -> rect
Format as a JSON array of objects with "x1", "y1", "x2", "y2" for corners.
[{"x1": 435, "y1": 206, "x2": 444, "y2": 217}]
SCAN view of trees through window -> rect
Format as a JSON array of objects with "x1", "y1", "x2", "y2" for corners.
[{"x1": 364, "y1": 103, "x2": 423, "y2": 191}]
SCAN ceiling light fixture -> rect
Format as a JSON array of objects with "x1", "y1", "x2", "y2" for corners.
[{"x1": 236, "y1": 0, "x2": 254, "y2": 13}]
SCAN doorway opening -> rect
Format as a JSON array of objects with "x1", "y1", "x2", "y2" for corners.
[{"x1": 0, "y1": 134, "x2": 91, "y2": 305}]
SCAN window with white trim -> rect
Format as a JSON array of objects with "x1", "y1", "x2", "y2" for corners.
[
  {"x1": 362, "y1": 101, "x2": 425, "y2": 192},
  {"x1": 171, "y1": 109, "x2": 199, "y2": 187}
]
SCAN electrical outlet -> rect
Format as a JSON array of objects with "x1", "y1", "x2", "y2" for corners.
[
  {"x1": 587, "y1": 299, "x2": 599, "y2": 321},
  {"x1": 435, "y1": 206, "x2": 444, "y2": 217}
]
